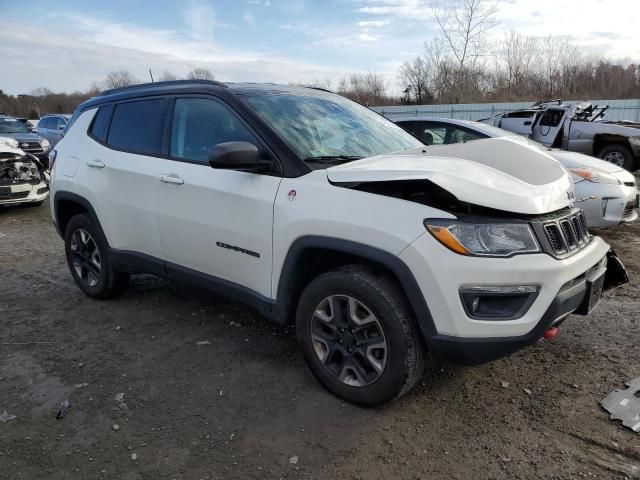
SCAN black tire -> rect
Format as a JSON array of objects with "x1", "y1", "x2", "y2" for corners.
[
  {"x1": 296, "y1": 265, "x2": 425, "y2": 406},
  {"x1": 598, "y1": 144, "x2": 635, "y2": 171},
  {"x1": 64, "y1": 213, "x2": 129, "y2": 299}
]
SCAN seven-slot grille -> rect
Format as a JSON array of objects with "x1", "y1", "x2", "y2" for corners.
[{"x1": 542, "y1": 210, "x2": 589, "y2": 256}]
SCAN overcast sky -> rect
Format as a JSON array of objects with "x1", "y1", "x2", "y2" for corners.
[{"x1": 1, "y1": 0, "x2": 639, "y2": 95}]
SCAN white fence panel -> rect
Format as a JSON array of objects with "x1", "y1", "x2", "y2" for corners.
[{"x1": 372, "y1": 99, "x2": 640, "y2": 122}]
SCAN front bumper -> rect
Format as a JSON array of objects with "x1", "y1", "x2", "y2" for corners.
[
  {"x1": 575, "y1": 181, "x2": 638, "y2": 228},
  {"x1": 0, "y1": 181, "x2": 49, "y2": 206},
  {"x1": 426, "y1": 251, "x2": 627, "y2": 365}
]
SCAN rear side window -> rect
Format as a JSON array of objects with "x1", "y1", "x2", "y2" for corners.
[
  {"x1": 107, "y1": 99, "x2": 167, "y2": 155},
  {"x1": 169, "y1": 98, "x2": 258, "y2": 163},
  {"x1": 89, "y1": 105, "x2": 113, "y2": 142},
  {"x1": 40, "y1": 118, "x2": 51, "y2": 129}
]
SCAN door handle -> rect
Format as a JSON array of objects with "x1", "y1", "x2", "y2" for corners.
[
  {"x1": 159, "y1": 174, "x2": 184, "y2": 185},
  {"x1": 86, "y1": 160, "x2": 105, "y2": 168}
]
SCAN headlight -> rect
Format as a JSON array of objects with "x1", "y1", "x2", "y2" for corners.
[
  {"x1": 0, "y1": 137, "x2": 19, "y2": 148},
  {"x1": 569, "y1": 167, "x2": 620, "y2": 185},
  {"x1": 41, "y1": 138, "x2": 50, "y2": 148},
  {"x1": 425, "y1": 220, "x2": 540, "y2": 257}
]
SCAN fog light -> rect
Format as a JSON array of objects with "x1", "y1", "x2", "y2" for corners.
[{"x1": 460, "y1": 285, "x2": 539, "y2": 320}]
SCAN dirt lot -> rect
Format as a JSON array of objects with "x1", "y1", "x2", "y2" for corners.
[{"x1": 1, "y1": 199, "x2": 639, "y2": 480}]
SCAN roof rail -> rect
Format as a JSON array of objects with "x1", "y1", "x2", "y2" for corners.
[{"x1": 100, "y1": 79, "x2": 227, "y2": 96}]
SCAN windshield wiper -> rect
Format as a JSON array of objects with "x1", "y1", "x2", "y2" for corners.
[{"x1": 303, "y1": 155, "x2": 363, "y2": 164}]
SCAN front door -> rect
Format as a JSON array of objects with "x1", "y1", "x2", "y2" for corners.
[
  {"x1": 155, "y1": 97, "x2": 282, "y2": 298},
  {"x1": 531, "y1": 108, "x2": 567, "y2": 147}
]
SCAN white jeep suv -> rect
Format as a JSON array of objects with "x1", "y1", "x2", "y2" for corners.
[{"x1": 50, "y1": 81, "x2": 628, "y2": 406}]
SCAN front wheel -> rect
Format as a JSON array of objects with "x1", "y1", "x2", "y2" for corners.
[
  {"x1": 64, "y1": 213, "x2": 129, "y2": 299},
  {"x1": 296, "y1": 266, "x2": 425, "y2": 406},
  {"x1": 598, "y1": 144, "x2": 635, "y2": 171}
]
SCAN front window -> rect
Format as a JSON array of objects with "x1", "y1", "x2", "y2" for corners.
[
  {"x1": 0, "y1": 118, "x2": 30, "y2": 134},
  {"x1": 242, "y1": 91, "x2": 423, "y2": 166}
]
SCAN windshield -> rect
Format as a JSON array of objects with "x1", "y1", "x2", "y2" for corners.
[
  {"x1": 243, "y1": 91, "x2": 423, "y2": 164},
  {"x1": 0, "y1": 118, "x2": 30, "y2": 134}
]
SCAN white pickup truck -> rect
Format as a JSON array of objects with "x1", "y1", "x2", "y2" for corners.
[{"x1": 481, "y1": 100, "x2": 640, "y2": 171}]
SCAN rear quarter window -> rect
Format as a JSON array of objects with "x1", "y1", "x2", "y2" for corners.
[
  {"x1": 106, "y1": 99, "x2": 167, "y2": 155},
  {"x1": 88, "y1": 105, "x2": 114, "y2": 142}
]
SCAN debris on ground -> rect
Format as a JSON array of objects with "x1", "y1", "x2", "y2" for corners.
[
  {"x1": 523, "y1": 388, "x2": 532, "y2": 396},
  {"x1": 114, "y1": 392, "x2": 129, "y2": 412},
  {"x1": 56, "y1": 400, "x2": 70, "y2": 419},
  {"x1": 74, "y1": 383, "x2": 89, "y2": 389},
  {"x1": 131, "y1": 453, "x2": 137, "y2": 461},
  {"x1": 601, "y1": 377, "x2": 640, "y2": 433},
  {"x1": 196, "y1": 340, "x2": 211, "y2": 345},
  {"x1": 112, "y1": 424, "x2": 121, "y2": 431},
  {"x1": 0, "y1": 411, "x2": 16, "y2": 423},
  {"x1": 500, "y1": 381, "x2": 510, "y2": 388},
  {"x1": 289, "y1": 456, "x2": 299, "y2": 464}
]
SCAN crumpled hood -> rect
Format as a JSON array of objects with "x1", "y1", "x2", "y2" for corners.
[{"x1": 327, "y1": 137, "x2": 574, "y2": 215}]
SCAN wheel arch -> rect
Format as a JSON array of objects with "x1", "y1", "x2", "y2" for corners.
[
  {"x1": 275, "y1": 236, "x2": 437, "y2": 338},
  {"x1": 592, "y1": 134, "x2": 632, "y2": 155},
  {"x1": 54, "y1": 191, "x2": 105, "y2": 241}
]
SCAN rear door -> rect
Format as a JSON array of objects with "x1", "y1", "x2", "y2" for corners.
[
  {"x1": 155, "y1": 96, "x2": 282, "y2": 298},
  {"x1": 498, "y1": 111, "x2": 537, "y2": 136},
  {"x1": 81, "y1": 98, "x2": 169, "y2": 261}
]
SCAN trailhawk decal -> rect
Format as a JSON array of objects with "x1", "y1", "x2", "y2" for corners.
[{"x1": 216, "y1": 241, "x2": 260, "y2": 258}]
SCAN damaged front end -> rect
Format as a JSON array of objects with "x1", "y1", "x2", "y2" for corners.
[{"x1": 0, "y1": 149, "x2": 50, "y2": 205}]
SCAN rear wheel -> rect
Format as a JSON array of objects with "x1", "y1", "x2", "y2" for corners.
[
  {"x1": 598, "y1": 144, "x2": 635, "y2": 171},
  {"x1": 296, "y1": 266, "x2": 425, "y2": 406},
  {"x1": 64, "y1": 214, "x2": 129, "y2": 298}
]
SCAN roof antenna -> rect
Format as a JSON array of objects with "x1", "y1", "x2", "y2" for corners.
[{"x1": 148, "y1": 69, "x2": 155, "y2": 82}]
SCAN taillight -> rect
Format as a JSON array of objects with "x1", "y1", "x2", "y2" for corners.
[{"x1": 49, "y1": 149, "x2": 57, "y2": 170}]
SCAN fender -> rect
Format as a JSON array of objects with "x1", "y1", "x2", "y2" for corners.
[
  {"x1": 275, "y1": 236, "x2": 438, "y2": 337},
  {"x1": 53, "y1": 191, "x2": 104, "y2": 239}
]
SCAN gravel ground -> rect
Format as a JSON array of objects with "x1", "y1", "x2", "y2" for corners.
[{"x1": 0, "y1": 199, "x2": 639, "y2": 480}]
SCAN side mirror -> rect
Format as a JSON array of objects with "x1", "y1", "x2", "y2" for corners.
[
  {"x1": 57, "y1": 124, "x2": 65, "y2": 130},
  {"x1": 208, "y1": 141, "x2": 273, "y2": 172}
]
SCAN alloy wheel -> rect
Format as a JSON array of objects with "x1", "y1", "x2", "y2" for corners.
[
  {"x1": 310, "y1": 295, "x2": 388, "y2": 387},
  {"x1": 69, "y1": 228, "x2": 102, "y2": 287}
]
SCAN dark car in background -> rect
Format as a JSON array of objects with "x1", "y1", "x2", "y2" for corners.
[
  {"x1": 0, "y1": 115, "x2": 51, "y2": 167},
  {"x1": 37, "y1": 114, "x2": 72, "y2": 147}
]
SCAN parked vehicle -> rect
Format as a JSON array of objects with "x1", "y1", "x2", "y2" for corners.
[
  {"x1": 480, "y1": 100, "x2": 640, "y2": 171},
  {"x1": 15, "y1": 117, "x2": 37, "y2": 132},
  {"x1": 37, "y1": 114, "x2": 72, "y2": 147},
  {"x1": 0, "y1": 115, "x2": 51, "y2": 167},
  {"x1": 50, "y1": 81, "x2": 627, "y2": 406},
  {"x1": 395, "y1": 117, "x2": 639, "y2": 228},
  {"x1": 0, "y1": 138, "x2": 50, "y2": 207}
]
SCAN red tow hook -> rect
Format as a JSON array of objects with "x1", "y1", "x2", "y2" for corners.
[{"x1": 544, "y1": 327, "x2": 559, "y2": 339}]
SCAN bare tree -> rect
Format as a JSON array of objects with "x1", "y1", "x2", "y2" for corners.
[
  {"x1": 431, "y1": 0, "x2": 499, "y2": 101},
  {"x1": 187, "y1": 68, "x2": 215, "y2": 80},
  {"x1": 159, "y1": 71, "x2": 180, "y2": 81},
  {"x1": 500, "y1": 30, "x2": 539, "y2": 92},
  {"x1": 104, "y1": 70, "x2": 139, "y2": 89},
  {"x1": 336, "y1": 72, "x2": 390, "y2": 106},
  {"x1": 398, "y1": 56, "x2": 432, "y2": 104}
]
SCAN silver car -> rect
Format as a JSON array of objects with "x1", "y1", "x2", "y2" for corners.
[
  {"x1": 37, "y1": 114, "x2": 72, "y2": 147},
  {"x1": 394, "y1": 116, "x2": 639, "y2": 228}
]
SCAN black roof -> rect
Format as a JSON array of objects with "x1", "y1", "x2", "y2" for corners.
[{"x1": 77, "y1": 80, "x2": 335, "y2": 113}]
